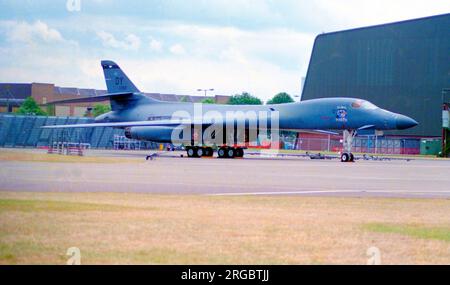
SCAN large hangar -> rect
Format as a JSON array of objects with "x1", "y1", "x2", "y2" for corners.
[{"x1": 301, "y1": 13, "x2": 450, "y2": 137}]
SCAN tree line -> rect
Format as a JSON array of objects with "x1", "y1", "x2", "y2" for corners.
[{"x1": 202, "y1": 92, "x2": 295, "y2": 105}]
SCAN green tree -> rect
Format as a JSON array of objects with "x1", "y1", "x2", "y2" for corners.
[
  {"x1": 267, "y1": 92, "x2": 294, "y2": 105},
  {"x1": 266, "y1": 92, "x2": 296, "y2": 140},
  {"x1": 201, "y1": 98, "x2": 215, "y2": 104},
  {"x1": 46, "y1": 104, "x2": 55, "y2": 116},
  {"x1": 180, "y1": 96, "x2": 190, "y2": 103},
  {"x1": 228, "y1": 92, "x2": 263, "y2": 105},
  {"x1": 92, "y1": 104, "x2": 111, "y2": 117},
  {"x1": 16, "y1": 97, "x2": 47, "y2": 116}
]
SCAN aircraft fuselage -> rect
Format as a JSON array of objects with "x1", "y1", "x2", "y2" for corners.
[{"x1": 98, "y1": 96, "x2": 417, "y2": 132}]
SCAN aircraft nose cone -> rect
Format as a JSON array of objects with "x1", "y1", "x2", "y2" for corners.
[{"x1": 396, "y1": 115, "x2": 418, "y2": 130}]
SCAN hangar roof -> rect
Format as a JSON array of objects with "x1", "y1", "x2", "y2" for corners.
[{"x1": 0, "y1": 83, "x2": 32, "y2": 100}]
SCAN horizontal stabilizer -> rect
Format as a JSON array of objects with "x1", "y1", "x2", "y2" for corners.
[{"x1": 46, "y1": 92, "x2": 134, "y2": 105}]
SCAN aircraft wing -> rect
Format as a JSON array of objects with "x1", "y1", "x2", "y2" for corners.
[
  {"x1": 42, "y1": 121, "x2": 345, "y2": 133},
  {"x1": 42, "y1": 113, "x2": 281, "y2": 129},
  {"x1": 41, "y1": 118, "x2": 211, "y2": 129}
]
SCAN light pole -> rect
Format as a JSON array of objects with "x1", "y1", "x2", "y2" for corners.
[
  {"x1": 441, "y1": 88, "x2": 450, "y2": 157},
  {"x1": 197, "y1": 88, "x2": 214, "y2": 97}
]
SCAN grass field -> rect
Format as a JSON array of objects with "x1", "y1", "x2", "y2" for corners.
[{"x1": 0, "y1": 192, "x2": 449, "y2": 264}]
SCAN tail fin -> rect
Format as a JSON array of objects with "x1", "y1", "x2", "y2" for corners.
[
  {"x1": 46, "y1": 60, "x2": 155, "y2": 113},
  {"x1": 101, "y1": 60, "x2": 140, "y2": 93}
]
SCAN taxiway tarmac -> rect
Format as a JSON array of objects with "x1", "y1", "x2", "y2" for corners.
[{"x1": 1, "y1": 150, "x2": 449, "y2": 198}]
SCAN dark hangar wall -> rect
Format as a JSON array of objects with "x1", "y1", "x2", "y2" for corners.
[{"x1": 301, "y1": 13, "x2": 450, "y2": 136}]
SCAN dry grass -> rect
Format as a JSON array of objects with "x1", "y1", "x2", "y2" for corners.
[
  {"x1": 0, "y1": 150, "x2": 139, "y2": 164},
  {"x1": 0, "y1": 192, "x2": 449, "y2": 265}
]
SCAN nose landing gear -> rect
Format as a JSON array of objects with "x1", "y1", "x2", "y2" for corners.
[
  {"x1": 340, "y1": 152, "x2": 355, "y2": 162},
  {"x1": 341, "y1": 130, "x2": 356, "y2": 163}
]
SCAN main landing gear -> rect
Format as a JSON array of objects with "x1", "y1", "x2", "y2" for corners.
[
  {"x1": 185, "y1": 146, "x2": 244, "y2": 159},
  {"x1": 186, "y1": 146, "x2": 214, "y2": 158},
  {"x1": 217, "y1": 146, "x2": 244, "y2": 159},
  {"x1": 341, "y1": 130, "x2": 356, "y2": 163}
]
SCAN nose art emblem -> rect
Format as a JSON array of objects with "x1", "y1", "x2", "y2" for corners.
[{"x1": 336, "y1": 106, "x2": 348, "y2": 122}]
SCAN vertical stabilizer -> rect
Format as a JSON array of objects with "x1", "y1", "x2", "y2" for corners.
[{"x1": 101, "y1": 60, "x2": 140, "y2": 93}]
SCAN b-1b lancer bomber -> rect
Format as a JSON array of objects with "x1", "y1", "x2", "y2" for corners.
[{"x1": 43, "y1": 60, "x2": 418, "y2": 162}]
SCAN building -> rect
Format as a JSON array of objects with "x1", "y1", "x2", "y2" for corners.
[
  {"x1": 0, "y1": 84, "x2": 31, "y2": 113},
  {"x1": 301, "y1": 13, "x2": 450, "y2": 137},
  {"x1": 0, "y1": 82, "x2": 231, "y2": 116}
]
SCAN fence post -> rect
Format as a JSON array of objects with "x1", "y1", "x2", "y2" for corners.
[
  {"x1": 375, "y1": 135, "x2": 378, "y2": 154},
  {"x1": 327, "y1": 134, "x2": 331, "y2": 152}
]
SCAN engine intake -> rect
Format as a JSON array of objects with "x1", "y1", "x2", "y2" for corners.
[{"x1": 123, "y1": 126, "x2": 181, "y2": 143}]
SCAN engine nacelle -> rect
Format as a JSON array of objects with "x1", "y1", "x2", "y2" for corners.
[{"x1": 125, "y1": 126, "x2": 183, "y2": 143}]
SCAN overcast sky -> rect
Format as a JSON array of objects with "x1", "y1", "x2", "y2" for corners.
[{"x1": 0, "y1": 0, "x2": 448, "y2": 101}]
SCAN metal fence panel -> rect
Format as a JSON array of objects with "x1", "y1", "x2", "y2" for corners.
[{"x1": 0, "y1": 114, "x2": 125, "y2": 149}]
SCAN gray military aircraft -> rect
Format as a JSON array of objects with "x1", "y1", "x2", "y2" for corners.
[{"x1": 43, "y1": 60, "x2": 418, "y2": 162}]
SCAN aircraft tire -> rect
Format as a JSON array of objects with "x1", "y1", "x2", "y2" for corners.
[
  {"x1": 227, "y1": 148, "x2": 235, "y2": 159},
  {"x1": 235, "y1": 148, "x2": 244, "y2": 158},
  {"x1": 218, "y1": 147, "x2": 227, "y2": 158},
  {"x1": 349, "y1": 153, "x2": 355, "y2": 162},
  {"x1": 204, "y1": 147, "x2": 213, "y2": 157},
  {"x1": 187, "y1": 147, "x2": 195, "y2": 158},
  {"x1": 341, "y1": 152, "x2": 350, "y2": 162},
  {"x1": 196, "y1": 147, "x2": 203, "y2": 157}
]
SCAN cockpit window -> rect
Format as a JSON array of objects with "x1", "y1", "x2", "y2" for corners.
[
  {"x1": 361, "y1": 101, "x2": 378, "y2": 110},
  {"x1": 351, "y1": 100, "x2": 362, "y2": 108},
  {"x1": 352, "y1": 100, "x2": 378, "y2": 110}
]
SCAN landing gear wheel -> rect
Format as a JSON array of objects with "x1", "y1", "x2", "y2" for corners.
[
  {"x1": 227, "y1": 148, "x2": 235, "y2": 159},
  {"x1": 349, "y1": 153, "x2": 355, "y2": 162},
  {"x1": 341, "y1": 152, "x2": 350, "y2": 162},
  {"x1": 196, "y1": 147, "x2": 203, "y2": 157},
  {"x1": 187, "y1": 147, "x2": 195, "y2": 158},
  {"x1": 235, "y1": 148, "x2": 244, "y2": 158},
  {"x1": 218, "y1": 147, "x2": 227, "y2": 158},
  {"x1": 204, "y1": 147, "x2": 213, "y2": 157}
]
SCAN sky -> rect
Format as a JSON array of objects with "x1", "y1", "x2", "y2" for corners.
[{"x1": 0, "y1": 0, "x2": 448, "y2": 101}]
